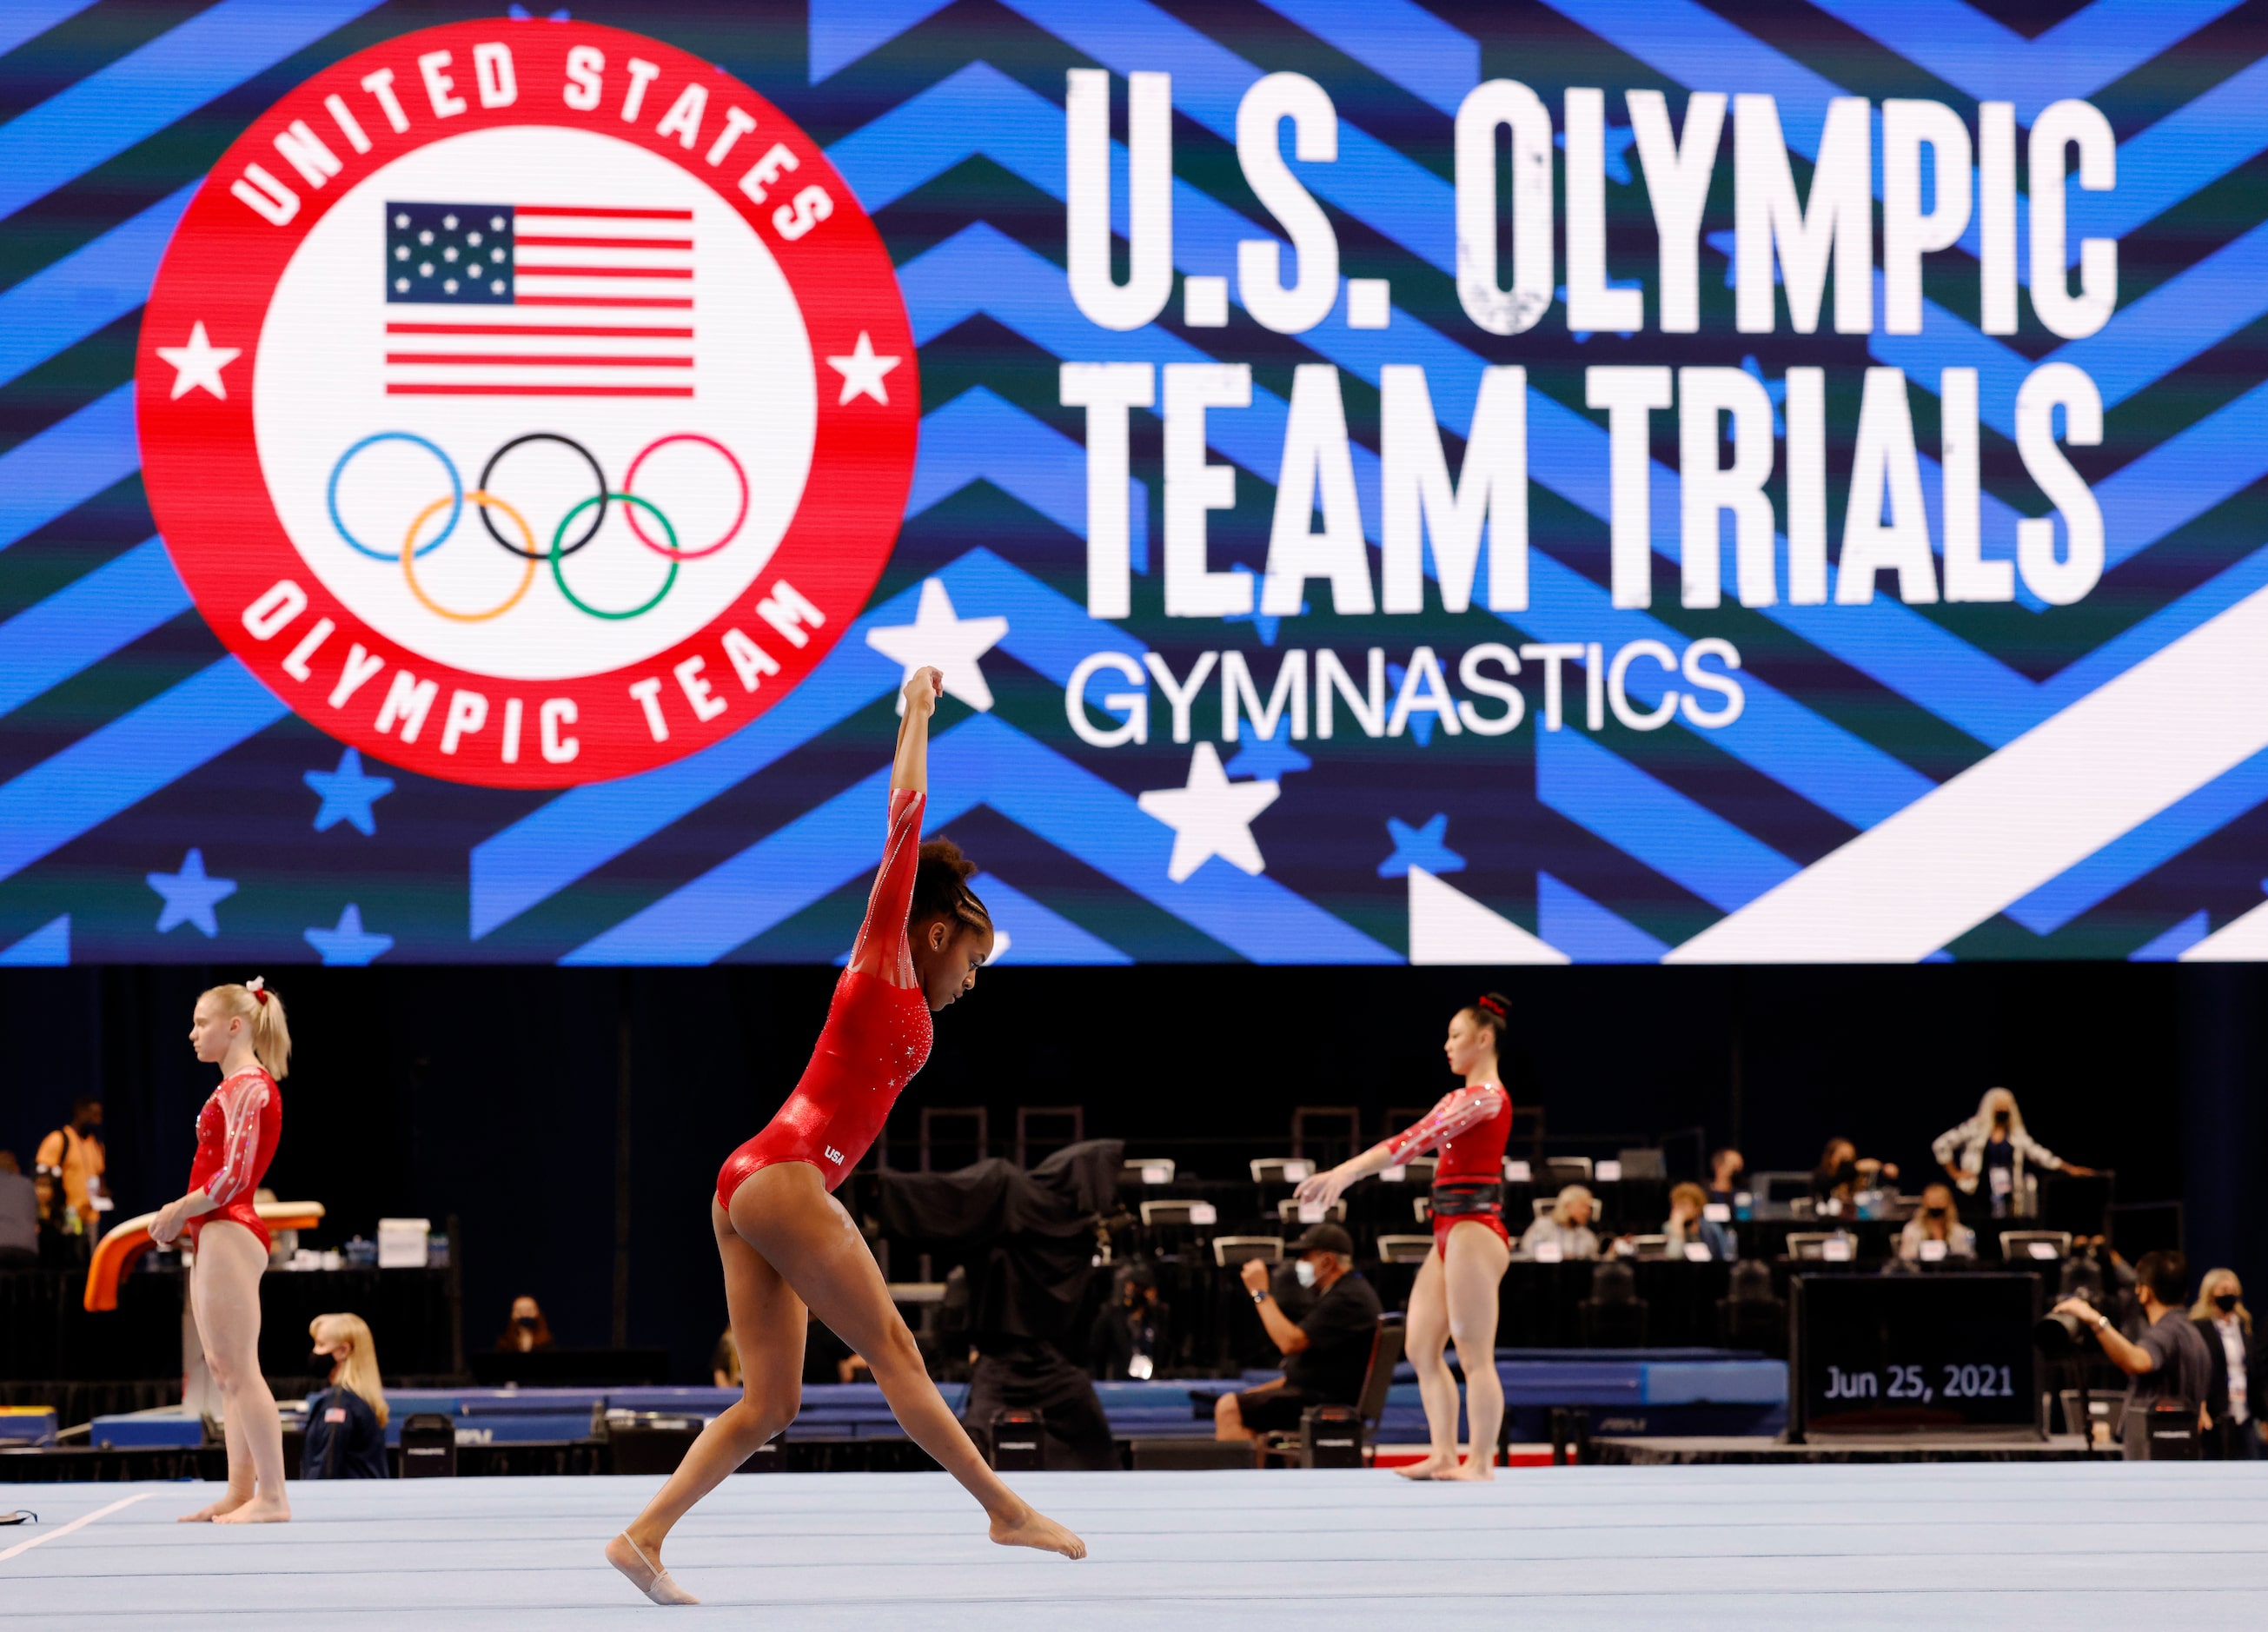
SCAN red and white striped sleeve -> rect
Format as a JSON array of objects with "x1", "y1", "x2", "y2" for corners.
[
  {"x1": 847, "y1": 787, "x2": 925, "y2": 986},
  {"x1": 1378, "y1": 1085, "x2": 1507, "y2": 1165},
  {"x1": 203, "y1": 1071, "x2": 270, "y2": 1208}
]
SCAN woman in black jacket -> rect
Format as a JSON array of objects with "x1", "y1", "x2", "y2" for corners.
[
  {"x1": 302, "y1": 1313, "x2": 390, "y2": 1479},
  {"x1": 2194, "y1": 1269, "x2": 2263, "y2": 1461}
]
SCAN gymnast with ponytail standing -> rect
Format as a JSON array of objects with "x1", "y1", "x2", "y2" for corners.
[
  {"x1": 150, "y1": 978, "x2": 292, "y2": 1523},
  {"x1": 1295, "y1": 994, "x2": 1516, "y2": 1480},
  {"x1": 607, "y1": 668, "x2": 1084, "y2": 1605}
]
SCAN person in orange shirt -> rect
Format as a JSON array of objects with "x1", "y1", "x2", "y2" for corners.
[{"x1": 34, "y1": 1095, "x2": 106, "y2": 1235}]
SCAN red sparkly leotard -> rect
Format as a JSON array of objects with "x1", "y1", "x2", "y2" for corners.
[
  {"x1": 185, "y1": 1066, "x2": 282, "y2": 1251},
  {"x1": 718, "y1": 787, "x2": 934, "y2": 1204},
  {"x1": 1376, "y1": 1083, "x2": 1512, "y2": 1258}
]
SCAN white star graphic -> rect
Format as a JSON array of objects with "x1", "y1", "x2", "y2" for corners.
[
  {"x1": 826, "y1": 330, "x2": 901, "y2": 405},
  {"x1": 154, "y1": 322, "x2": 242, "y2": 401},
  {"x1": 865, "y1": 578, "x2": 1009, "y2": 713},
  {"x1": 1137, "y1": 742, "x2": 1282, "y2": 884}
]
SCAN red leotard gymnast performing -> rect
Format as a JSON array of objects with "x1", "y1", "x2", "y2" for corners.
[
  {"x1": 607, "y1": 667, "x2": 1085, "y2": 1605},
  {"x1": 150, "y1": 979, "x2": 292, "y2": 1522},
  {"x1": 1295, "y1": 994, "x2": 1515, "y2": 1480}
]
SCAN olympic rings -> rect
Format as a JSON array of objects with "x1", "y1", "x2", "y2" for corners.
[
  {"x1": 477, "y1": 433, "x2": 608, "y2": 561},
  {"x1": 402, "y1": 490, "x2": 539, "y2": 623},
  {"x1": 326, "y1": 433, "x2": 743, "y2": 623},
  {"x1": 330, "y1": 433, "x2": 459, "y2": 561},
  {"x1": 622, "y1": 433, "x2": 749, "y2": 561},
  {"x1": 549, "y1": 493, "x2": 680, "y2": 621}
]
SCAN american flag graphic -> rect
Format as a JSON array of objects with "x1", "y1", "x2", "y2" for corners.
[{"x1": 382, "y1": 201, "x2": 693, "y2": 398}]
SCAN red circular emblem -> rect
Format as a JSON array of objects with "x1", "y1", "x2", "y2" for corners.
[{"x1": 139, "y1": 21, "x2": 918, "y2": 786}]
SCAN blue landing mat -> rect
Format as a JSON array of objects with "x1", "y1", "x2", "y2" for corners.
[
  {"x1": 3, "y1": 1465, "x2": 2266, "y2": 1629},
  {"x1": 88, "y1": 1352, "x2": 1790, "y2": 1447}
]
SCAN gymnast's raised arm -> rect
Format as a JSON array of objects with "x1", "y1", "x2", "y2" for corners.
[{"x1": 893, "y1": 665, "x2": 941, "y2": 794}]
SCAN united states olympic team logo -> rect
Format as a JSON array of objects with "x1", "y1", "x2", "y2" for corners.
[{"x1": 138, "y1": 22, "x2": 918, "y2": 786}]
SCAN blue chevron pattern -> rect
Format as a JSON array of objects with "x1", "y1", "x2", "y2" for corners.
[{"x1": 1, "y1": 0, "x2": 2265, "y2": 963}]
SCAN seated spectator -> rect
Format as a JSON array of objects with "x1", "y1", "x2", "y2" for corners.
[
  {"x1": 712, "y1": 1329, "x2": 740, "y2": 1389},
  {"x1": 1896, "y1": 1183, "x2": 1977, "y2": 1262},
  {"x1": 1705, "y1": 1148, "x2": 1746, "y2": 1208},
  {"x1": 1520, "y1": 1185, "x2": 1600, "y2": 1260},
  {"x1": 1090, "y1": 1262, "x2": 1170, "y2": 1381},
  {"x1": 302, "y1": 1313, "x2": 389, "y2": 1479},
  {"x1": 1809, "y1": 1138, "x2": 1898, "y2": 1211},
  {"x1": 1214, "y1": 1224, "x2": 1383, "y2": 1441},
  {"x1": 495, "y1": 1294, "x2": 555, "y2": 1353},
  {"x1": 0, "y1": 1152, "x2": 37, "y2": 1269},
  {"x1": 1663, "y1": 1182, "x2": 1734, "y2": 1261},
  {"x1": 2193, "y1": 1269, "x2": 2261, "y2": 1461},
  {"x1": 2055, "y1": 1250, "x2": 2212, "y2": 1459}
]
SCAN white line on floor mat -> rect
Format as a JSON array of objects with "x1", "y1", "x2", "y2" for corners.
[{"x1": 0, "y1": 1492, "x2": 151, "y2": 1562}]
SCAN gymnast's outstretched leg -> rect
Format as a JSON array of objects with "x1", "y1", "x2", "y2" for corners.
[
  {"x1": 607, "y1": 1200, "x2": 808, "y2": 1603},
  {"x1": 735, "y1": 1164, "x2": 1084, "y2": 1556}
]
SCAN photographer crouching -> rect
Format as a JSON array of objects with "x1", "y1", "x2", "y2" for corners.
[{"x1": 2053, "y1": 1250, "x2": 2212, "y2": 1459}]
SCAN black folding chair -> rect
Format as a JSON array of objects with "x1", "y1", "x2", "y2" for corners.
[{"x1": 1256, "y1": 1312, "x2": 1407, "y2": 1469}]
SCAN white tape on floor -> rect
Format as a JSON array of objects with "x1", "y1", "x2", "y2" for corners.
[{"x1": 0, "y1": 1491, "x2": 150, "y2": 1562}]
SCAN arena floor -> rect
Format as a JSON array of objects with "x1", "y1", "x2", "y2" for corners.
[{"x1": 5, "y1": 1464, "x2": 2267, "y2": 1629}]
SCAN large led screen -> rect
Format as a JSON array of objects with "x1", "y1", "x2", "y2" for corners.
[{"x1": 3, "y1": 0, "x2": 2266, "y2": 966}]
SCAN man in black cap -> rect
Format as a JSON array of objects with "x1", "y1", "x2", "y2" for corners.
[{"x1": 1214, "y1": 1223, "x2": 1383, "y2": 1442}]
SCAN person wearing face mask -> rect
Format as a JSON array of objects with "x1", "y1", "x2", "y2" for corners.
[
  {"x1": 496, "y1": 1295, "x2": 555, "y2": 1353},
  {"x1": 1214, "y1": 1224, "x2": 1383, "y2": 1443},
  {"x1": 34, "y1": 1094, "x2": 107, "y2": 1241},
  {"x1": 1896, "y1": 1183, "x2": 1978, "y2": 1262},
  {"x1": 301, "y1": 1313, "x2": 389, "y2": 1479},
  {"x1": 1809, "y1": 1139, "x2": 1899, "y2": 1211},
  {"x1": 2192, "y1": 1269, "x2": 2262, "y2": 1461},
  {"x1": 1089, "y1": 1263, "x2": 1170, "y2": 1382},
  {"x1": 2054, "y1": 1250, "x2": 2212, "y2": 1459},
  {"x1": 1932, "y1": 1087, "x2": 2095, "y2": 1219}
]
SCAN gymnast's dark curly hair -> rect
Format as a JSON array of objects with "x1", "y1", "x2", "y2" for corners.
[{"x1": 912, "y1": 837, "x2": 992, "y2": 940}]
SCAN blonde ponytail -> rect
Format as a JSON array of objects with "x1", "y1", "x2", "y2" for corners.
[{"x1": 202, "y1": 978, "x2": 293, "y2": 1079}]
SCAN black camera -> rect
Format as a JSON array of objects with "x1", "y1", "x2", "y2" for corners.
[{"x1": 2034, "y1": 1298, "x2": 2099, "y2": 1359}]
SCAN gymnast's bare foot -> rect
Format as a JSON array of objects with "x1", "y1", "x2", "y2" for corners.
[
  {"x1": 989, "y1": 1503, "x2": 1087, "y2": 1560},
  {"x1": 1437, "y1": 1456, "x2": 1497, "y2": 1482},
  {"x1": 178, "y1": 1490, "x2": 249, "y2": 1522},
  {"x1": 212, "y1": 1496, "x2": 291, "y2": 1523},
  {"x1": 607, "y1": 1529, "x2": 700, "y2": 1604},
  {"x1": 1395, "y1": 1456, "x2": 1455, "y2": 1481}
]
